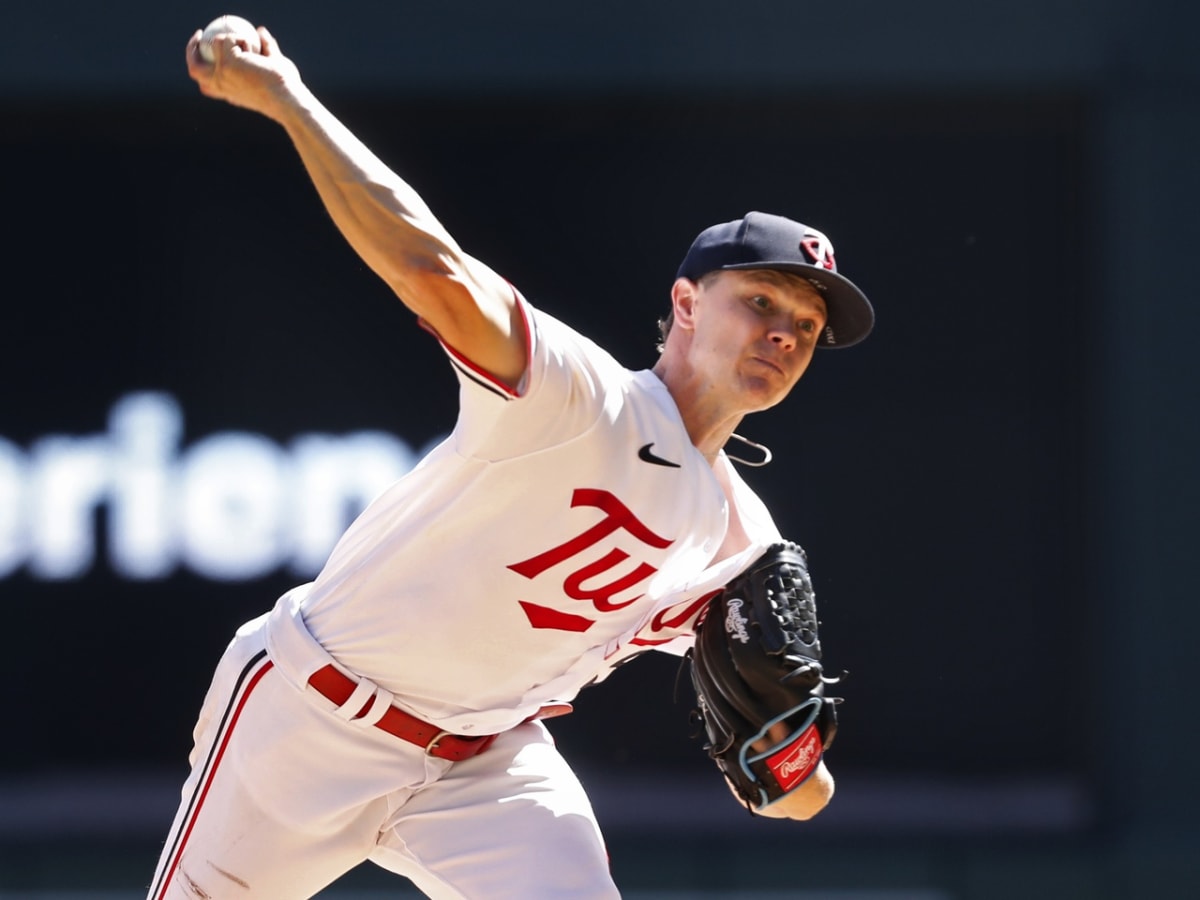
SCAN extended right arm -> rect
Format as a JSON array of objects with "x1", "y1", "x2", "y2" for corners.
[{"x1": 185, "y1": 26, "x2": 526, "y2": 389}]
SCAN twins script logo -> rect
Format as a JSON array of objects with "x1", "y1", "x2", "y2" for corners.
[
  {"x1": 724, "y1": 598, "x2": 751, "y2": 644},
  {"x1": 507, "y1": 488, "x2": 673, "y2": 633},
  {"x1": 611, "y1": 589, "x2": 719, "y2": 654}
]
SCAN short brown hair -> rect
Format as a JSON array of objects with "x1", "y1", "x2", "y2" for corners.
[
  {"x1": 656, "y1": 269, "x2": 821, "y2": 352},
  {"x1": 656, "y1": 272, "x2": 723, "y2": 352}
]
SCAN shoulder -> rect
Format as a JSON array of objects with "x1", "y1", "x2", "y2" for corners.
[
  {"x1": 520, "y1": 300, "x2": 640, "y2": 402},
  {"x1": 527, "y1": 302, "x2": 626, "y2": 371}
]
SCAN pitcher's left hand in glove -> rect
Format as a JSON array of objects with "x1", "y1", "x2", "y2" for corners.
[{"x1": 688, "y1": 541, "x2": 840, "y2": 816}]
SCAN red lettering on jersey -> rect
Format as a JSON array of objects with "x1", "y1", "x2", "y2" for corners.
[
  {"x1": 509, "y1": 489, "x2": 672, "y2": 580},
  {"x1": 519, "y1": 601, "x2": 596, "y2": 632},
  {"x1": 509, "y1": 488, "x2": 674, "y2": 631},
  {"x1": 563, "y1": 548, "x2": 657, "y2": 612},
  {"x1": 629, "y1": 590, "x2": 719, "y2": 645}
]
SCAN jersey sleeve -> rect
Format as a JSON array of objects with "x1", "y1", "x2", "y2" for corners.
[{"x1": 434, "y1": 292, "x2": 630, "y2": 462}]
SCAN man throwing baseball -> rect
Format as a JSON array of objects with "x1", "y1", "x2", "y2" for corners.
[{"x1": 151, "y1": 18, "x2": 875, "y2": 900}]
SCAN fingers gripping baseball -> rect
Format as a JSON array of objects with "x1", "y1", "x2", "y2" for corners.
[
  {"x1": 186, "y1": 19, "x2": 300, "y2": 117},
  {"x1": 197, "y1": 15, "x2": 261, "y2": 60}
]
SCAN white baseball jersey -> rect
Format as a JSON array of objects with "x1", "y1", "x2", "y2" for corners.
[
  {"x1": 265, "y1": 294, "x2": 782, "y2": 736},
  {"x1": 152, "y1": 293, "x2": 787, "y2": 900}
]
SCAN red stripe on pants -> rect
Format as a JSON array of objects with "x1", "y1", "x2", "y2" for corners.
[{"x1": 152, "y1": 660, "x2": 274, "y2": 900}]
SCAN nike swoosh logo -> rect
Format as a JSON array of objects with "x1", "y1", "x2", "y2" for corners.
[{"x1": 638, "y1": 443, "x2": 681, "y2": 468}]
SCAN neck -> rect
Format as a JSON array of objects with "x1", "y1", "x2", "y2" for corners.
[{"x1": 651, "y1": 358, "x2": 744, "y2": 465}]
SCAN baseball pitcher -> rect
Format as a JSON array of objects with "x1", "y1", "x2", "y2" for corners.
[{"x1": 149, "y1": 18, "x2": 875, "y2": 900}]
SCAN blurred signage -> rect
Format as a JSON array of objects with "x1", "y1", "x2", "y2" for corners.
[{"x1": 0, "y1": 392, "x2": 430, "y2": 581}]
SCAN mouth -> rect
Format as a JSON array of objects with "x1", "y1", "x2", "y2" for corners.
[{"x1": 750, "y1": 356, "x2": 786, "y2": 377}]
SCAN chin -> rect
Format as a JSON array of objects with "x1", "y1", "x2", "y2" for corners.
[
  {"x1": 741, "y1": 381, "x2": 790, "y2": 412},
  {"x1": 756, "y1": 395, "x2": 790, "y2": 413},
  {"x1": 730, "y1": 367, "x2": 794, "y2": 413}
]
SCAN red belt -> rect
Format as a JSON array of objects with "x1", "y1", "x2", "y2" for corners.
[{"x1": 307, "y1": 665, "x2": 498, "y2": 761}]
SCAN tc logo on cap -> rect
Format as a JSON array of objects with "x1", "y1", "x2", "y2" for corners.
[{"x1": 800, "y1": 229, "x2": 837, "y2": 271}]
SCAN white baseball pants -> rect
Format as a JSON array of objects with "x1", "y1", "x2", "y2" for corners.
[{"x1": 147, "y1": 617, "x2": 619, "y2": 899}]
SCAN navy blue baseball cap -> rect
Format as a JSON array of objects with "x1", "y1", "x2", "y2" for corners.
[{"x1": 676, "y1": 211, "x2": 875, "y2": 348}]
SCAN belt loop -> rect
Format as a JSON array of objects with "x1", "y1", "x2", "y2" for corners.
[
  {"x1": 329, "y1": 676, "x2": 377, "y2": 722},
  {"x1": 351, "y1": 686, "x2": 396, "y2": 728}
]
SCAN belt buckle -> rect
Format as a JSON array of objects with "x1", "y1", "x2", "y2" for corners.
[{"x1": 424, "y1": 730, "x2": 452, "y2": 756}]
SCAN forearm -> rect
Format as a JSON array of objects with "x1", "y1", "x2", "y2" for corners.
[
  {"x1": 267, "y1": 81, "x2": 472, "y2": 313},
  {"x1": 186, "y1": 24, "x2": 524, "y2": 382}
]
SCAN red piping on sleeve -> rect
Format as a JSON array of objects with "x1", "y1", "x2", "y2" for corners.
[{"x1": 417, "y1": 283, "x2": 532, "y2": 399}]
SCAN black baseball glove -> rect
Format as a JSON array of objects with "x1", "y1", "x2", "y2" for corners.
[{"x1": 687, "y1": 541, "x2": 840, "y2": 813}]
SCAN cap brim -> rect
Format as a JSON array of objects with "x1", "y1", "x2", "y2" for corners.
[{"x1": 721, "y1": 262, "x2": 875, "y2": 348}]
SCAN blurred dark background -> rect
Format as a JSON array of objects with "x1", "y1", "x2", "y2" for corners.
[{"x1": 1, "y1": 1, "x2": 1196, "y2": 897}]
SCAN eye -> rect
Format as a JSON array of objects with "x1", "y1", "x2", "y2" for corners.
[
  {"x1": 749, "y1": 295, "x2": 771, "y2": 311},
  {"x1": 798, "y1": 319, "x2": 817, "y2": 334}
]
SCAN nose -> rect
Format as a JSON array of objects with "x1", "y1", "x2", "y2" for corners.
[{"x1": 768, "y1": 324, "x2": 797, "y2": 352}]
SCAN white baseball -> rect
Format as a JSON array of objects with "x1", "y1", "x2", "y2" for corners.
[{"x1": 198, "y1": 15, "x2": 262, "y2": 63}]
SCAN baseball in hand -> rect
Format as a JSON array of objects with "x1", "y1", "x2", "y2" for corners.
[{"x1": 197, "y1": 15, "x2": 262, "y2": 63}]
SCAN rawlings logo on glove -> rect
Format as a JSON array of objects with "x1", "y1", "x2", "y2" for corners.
[
  {"x1": 724, "y1": 599, "x2": 752, "y2": 643},
  {"x1": 766, "y1": 723, "x2": 822, "y2": 791},
  {"x1": 687, "y1": 541, "x2": 840, "y2": 813}
]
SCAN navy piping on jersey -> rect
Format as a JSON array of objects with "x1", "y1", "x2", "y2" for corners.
[{"x1": 448, "y1": 356, "x2": 517, "y2": 400}]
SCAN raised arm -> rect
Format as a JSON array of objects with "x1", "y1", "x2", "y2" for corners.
[{"x1": 185, "y1": 25, "x2": 526, "y2": 388}]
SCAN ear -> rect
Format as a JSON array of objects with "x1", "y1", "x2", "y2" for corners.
[{"x1": 670, "y1": 277, "x2": 700, "y2": 331}]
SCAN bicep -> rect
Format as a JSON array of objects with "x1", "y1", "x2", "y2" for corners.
[{"x1": 399, "y1": 252, "x2": 528, "y2": 391}]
